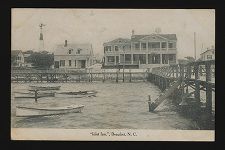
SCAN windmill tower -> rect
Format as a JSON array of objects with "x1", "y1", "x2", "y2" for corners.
[{"x1": 39, "y1": 23, "x2": 46, "y2": 51}]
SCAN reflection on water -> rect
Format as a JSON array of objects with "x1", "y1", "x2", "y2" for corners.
[{"x1": 11, "y1": 82, "x2": 199, "y2": 129}]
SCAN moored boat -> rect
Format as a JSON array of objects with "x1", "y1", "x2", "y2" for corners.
[
  {"x1": 55, "y1": 90, "x2": 97, "y2": 98},
  {"x1": 16, "y1": 104, "x2": 84, "y2": 117},
  {"x1": 29, "y1": 85, "x2": 61, "y2": 91},
  {"x1": 14, "y1": 91, "x2": 55, "y2": 98}
]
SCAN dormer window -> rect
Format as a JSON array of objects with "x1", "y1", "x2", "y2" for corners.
[
  {"x1": 77, "y1": 48, "x2": 82, "y2": 54},
  {"x1": 68, "y1": 49, "x2": 73, "y2": 54}
]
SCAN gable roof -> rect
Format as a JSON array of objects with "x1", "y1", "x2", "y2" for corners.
[
  {"x1": 131, "y1": 34, "x2": 177, "y2": 42},
  {"x1": 54, "y1": 43, "x2": 93, "y2": 56},
  {"x1": 200, "y1": 48, "x2": 215, "y2": 55},
  {"x1": 103, "y1": 38, "x2": 131, "y2": 45},
  {"x1": 11, "y1": 50, "x2": 23, "y2": 56}
]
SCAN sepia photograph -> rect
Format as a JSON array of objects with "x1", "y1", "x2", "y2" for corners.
[{"x1": 11, "y1": 9, "x2": 215, "y2": 141}]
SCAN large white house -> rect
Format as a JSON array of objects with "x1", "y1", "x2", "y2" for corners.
[
  {"x1": 103, "y1": 31, "x2": 177, "y2": 69},
  {"x1": 54, "y1": 40, "x2": 94, "y2": 69}
]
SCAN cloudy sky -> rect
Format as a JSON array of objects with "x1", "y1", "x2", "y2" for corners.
[{"x1": 11, "y1": 9, "x2": 215, "y2": 59}]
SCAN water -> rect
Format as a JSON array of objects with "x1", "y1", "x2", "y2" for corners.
[{"x1": 11, "y1": 82, "x2": 198, "y2": 129}]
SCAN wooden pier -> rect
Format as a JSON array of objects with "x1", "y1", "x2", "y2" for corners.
[{"x1": 148, "y1": 60, "x2": 215, "y2": 129}]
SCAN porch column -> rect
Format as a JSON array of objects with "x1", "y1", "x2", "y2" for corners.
[
  {"x1": 114, "y1": 56, "x2": 116, "y2": 65},
  {"x1": 166, "y1": 42, "x2": 168, "y2": 51},
  {"x1": 160, "y1": 54, "x2": 162, "y2": 64},
  {"x1": 118, "y1": 55, "x2": 120, "y2": 63},
  {"x1": 131, "y1": 54, "x2": 133, "y2": 64},
  {"x1": 146, "y1": 54, "x2": 148, "y2": 64},
  {"x1": 139, "y1": 42, "x2": 141, "y2": 51},
  {"x1": 105, "y1": 56, "x2": 107, "y2": 65},
  {"x1": 159, "y1": 42, "x2": 161, "y2": 51}
]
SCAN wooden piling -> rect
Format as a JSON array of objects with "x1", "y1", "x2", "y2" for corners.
[{"x1": 205, "y1": 62, "x2": 212, "y2": 116}]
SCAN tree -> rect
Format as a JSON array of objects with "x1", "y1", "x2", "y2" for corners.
[{"x1": 26, "y1": 51, "x2": 54, "y2": 69}]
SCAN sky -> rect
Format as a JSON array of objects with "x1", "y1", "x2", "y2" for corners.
[{"x1": 11, "y1": 9, "x2": 215, "y2": 59}]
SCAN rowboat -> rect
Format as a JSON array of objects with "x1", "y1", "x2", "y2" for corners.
[
  {"x1": 55, "y1": 90, "x2": 97, "y2": 98},
  {"x1": 14, "y1": 91, "x2": 55, "y2": 99},
  {"x1": 29, "y1": 85, "x2": 61, "y2": 91},
  {"x1": 16, "y1": 104, "x2": 84, "y2": 117}
]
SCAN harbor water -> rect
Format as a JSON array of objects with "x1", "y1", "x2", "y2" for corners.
[{"x1": 11, "y1": 82, "x2": 200, "y2": 129}]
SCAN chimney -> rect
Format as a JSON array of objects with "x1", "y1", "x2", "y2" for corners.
[
  {"x1": 64, "y1": 40, "x2": 67, "y2": 47},
  {"x1": 132, "y1": 30, "x2": 134, "y2": 36}
]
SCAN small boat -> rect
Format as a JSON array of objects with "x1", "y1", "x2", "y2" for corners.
[
  {"x1": 14, "y1": 91, "x2": 55, "y2": 99},
  {"x1": 16, "y1": 104, "x2": 84, "y2": 117},
  {"x1": 29, "y1": 85, "x2": 61, "y2": 91},
  {"x1": 55, "y1": 90, "x2": 97, "y2": 98}
]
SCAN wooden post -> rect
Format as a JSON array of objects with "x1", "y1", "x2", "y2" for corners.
[
  {"x1": 186, "y1": 65, "x2": 192, "y2": 93},
  {"x1": 194, "y1": 64, "x2": 200, "y2": 106},
  {"x1": 123, "y1": 69, "x2": 125, "y2": 82},
  {"x1": 148, "y1": 95, "x2": 151, "y2": 112},
  {"x1": 116, "y1": 70, "x2": 118, "y2": 83},
  {"x1": 180, "y1": 64, "x2": 184, "y2": 96},
  {"x1": 91, "y1": 73, "x2": 93, "y2": 82},
  {"x1": 47, "y1": 74, "x2": 49, "y2": 82},
  {"x1": 16, "y1": 75, "x2": 19, "y2": 82},
  {"x1": 176, "y1": 65, "x2": 179, "y2": 78},
  {"x1": 129, "y1": 69, "x2": 132, "y2": 82},
  {"x1": 34, "y1": 90, "x2": 38, "y2": 103},
  {"x1": 103, "y1": 70, "x2": 105, "y2": 82},
  {"x1": 205, "y1": 62, "x2": 212, "y2": 116}
]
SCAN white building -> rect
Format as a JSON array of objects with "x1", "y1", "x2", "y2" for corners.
[
  {"x1": 200, "y1": 48, "x2": 215, "y2": 61},
  {"x1": 103, "y1": 31, "x2": 177, "y2": 69},
  {"x1": 11, "y1": 50, "x2": 25, "y2": 67},
  {"x1": 54, "y1": 40, "x2": 94, "y2": 69}
]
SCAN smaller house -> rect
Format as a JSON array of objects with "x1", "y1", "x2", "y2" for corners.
[
  {"x1": 23, "y1": 50, "x2": 34, "y2": 67},
  {"x1": 54, "y1": 40, "x2": 94, "y2": 69},
  {"x1": 200, "y1": 47, "x2": 215, "y2": 61},
  {"x1": 11, "y1": 50, "x2": 25, "y2": 67}
]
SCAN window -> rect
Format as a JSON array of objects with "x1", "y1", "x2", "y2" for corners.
[
  {"x1": 148, "y1": 42, "x2": 160, "y2": 49},
  {"x1": 60, "y1": 60, "x2": 65, "y2": 66},
  {"x1": 69, "y1": 60, "x2": 71, "y2": 66},
  {"x1": 161, "y1": 42, "x2": 167, "y2": 48},
  {"x1": 115, "y1": 46, "x2": 118, "y2": 51},
  {"x1": 125, "y1": 54, "x2": 131, "y2": 63},
  {"x1": 77, "y1": 49, "x2": 81, "y2": 54},
  {"x1": 116, "y1": 56, "x2": 119, "y2": 63},
  {"x1": 207, "y1": 55, "x2": 212, "y2": 59},
  {"x1": 139, "y1": 54, "x2": 146, "y2": 64},
  {"x1": 141, "y1": 43, "x2": 146, "y2": 50},
  {"x1": 105, "y1": 46, "x2": 111, "y2": 51},
  {"x1": 107, "y1": 56, "x2": 115, "y2": 62},
  {"x1": 68, "y1": 49, "x2": 73, "y2": 54},
  {"x1": 135, "y1": 43, "x2": 140, "y2": 50},
  {"x1": 169, "y1": 42, "x2": 176, "y2": 48}
]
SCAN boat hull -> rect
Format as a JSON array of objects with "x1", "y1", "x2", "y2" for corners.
[
  {"x1": 16, "y1": 105, "x2": 84, "y2": 117},
  {"x1": 14, "y1": 92, "x2": 55, "y2": 99},
  {"x1": 29, "y1": 86, "x2": 61, "y2": 91},
  {"x1": 55, "y1": 91, "x2": 97, "y2": 98}
]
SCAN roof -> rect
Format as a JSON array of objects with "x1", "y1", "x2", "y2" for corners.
[
  {"x1": 54, "y1": 43, "x2": 93, "y2": 55},
  {"x1": 131, "y1": 34, "x2": 177, "y2": 42},
  {"x1": 103, "y1": 38, "x2": 131, "y2": 45},
  {"x1": 11, "y1": 50, "x2": 23, "y2": 56},
  {"x1": 200, "y1": 48, "x2": 215, "y2": 55}
]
